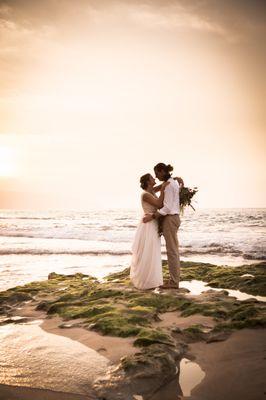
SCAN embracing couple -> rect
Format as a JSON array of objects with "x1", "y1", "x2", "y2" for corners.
[{"x1": 130, "y1": 162, "x2": 183, "y2": 290}]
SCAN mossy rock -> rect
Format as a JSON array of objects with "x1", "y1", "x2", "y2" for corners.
[
  {"x1": 105, "y1": 268, "x2": 130, "y2": 282},
  {"x1": 177, "y1": 261, "x2": 266, "y2": 296},
  {"x1": 1, "y1": 263, "x2": 265, "y2": 347},
  {"x1": 88, "y1": 314, "x2": 141, "y2": 337},
  {"x1": 230, "y1": 304, "x2": 259, "y2": 321},
  {"x1": 182, "y1": 324, "x2": 207, "y2": 341},
  {"x1": 0, "y1": 291, "x2": 32, "y2": 305},
  {"x1": 59, "y1": 304, "x2": 115, "y2": 319},
  {"x1": 214, "y1": 316, "x2": 266, "y2": 331},
  {"x1": 128, "y1": 293, "x2": 190, "y2": 313},
  {"x1": 134, "y1": 328, "x2": 175, "y2": 347}
]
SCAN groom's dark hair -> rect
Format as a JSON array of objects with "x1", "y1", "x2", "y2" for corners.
[{"x1": 154, "y1": 163, "x2": 173, "y2": 181}]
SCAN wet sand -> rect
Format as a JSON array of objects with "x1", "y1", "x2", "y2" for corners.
[
  {"x1": 147, "y1": 329, "x2": 266, "y2": 400},
  {"x1": 154, "y1": 311, "x2": 216, "y2": 329},
  {"x1": 41, "y1": 316, "x2": 138, "y2": 363},
  {"x1": 188, "y1": 328, "x2": 266, "y2": 400},
  {"x1": 0, "y1": 319, "x2": 108, "y2": 397},
  {"x1": 0, "y1": 384, "x2": 95, "y2": 400}
]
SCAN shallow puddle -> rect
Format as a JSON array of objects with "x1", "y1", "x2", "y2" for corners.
[
  {"x1": 0, "y1": 320, "x2": 109, "y2": 395},
  {"x1": 179, "y1": 358, "x2": 205, "y2": 397},
  {"x1": 137, "y1": 357, "x2": 205, "y2": 400},
  {"x1": 180, "y1": 279, "x2": 266, "y2": 302}
]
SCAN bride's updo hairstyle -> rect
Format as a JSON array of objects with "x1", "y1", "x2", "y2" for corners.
[
  {"x1": 140, "y1": 173, "x2": 151, "y2": 190},
  {"x1": 154, "y1": 163, "x2": 173, "y2": 181}
]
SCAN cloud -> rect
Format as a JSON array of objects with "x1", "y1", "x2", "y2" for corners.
[
  {"x1": 122, "y1": 0, "x2": 265, "y2": 43},
  {"x1": 0, "y1": 0, "x2": 265, "y2": 46},
  {"x1": 127, "y1": 4, "x2": 228, "y2": 38}
]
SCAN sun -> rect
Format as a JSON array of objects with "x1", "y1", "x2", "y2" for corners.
[{"x1": 0, "y1": 146, "x2": 18, "y2": 177}]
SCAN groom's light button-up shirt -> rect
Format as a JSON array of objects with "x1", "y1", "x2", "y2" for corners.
[{"x1": 158, "y1": 177, "x2": 180, "y2": 216}]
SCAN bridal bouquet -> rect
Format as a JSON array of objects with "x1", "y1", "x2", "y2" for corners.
[
  {"x1": 158, "y1": 186, "x2": 198, "y2": 236},
  {"x1": 179, "y1": 186, "x2": 198, "y2": 213}
]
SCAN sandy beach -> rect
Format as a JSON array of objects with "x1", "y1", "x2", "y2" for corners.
[
  {"x1": 188, "y1": 328, "x2": 266, "y2": 400},
  {"x1": 42, "y1": 315, "x2": 266, "y2": 400},
  {"x1": 1, "y1": 309, "x2": 265, "y2": 400},
  {"x1": 0, "y1": 261, "x2": 265, "y2": 400}
]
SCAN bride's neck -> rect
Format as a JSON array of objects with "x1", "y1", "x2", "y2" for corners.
[{"x1": 146, "y1": 185, "x2": 154, "y2": 194}]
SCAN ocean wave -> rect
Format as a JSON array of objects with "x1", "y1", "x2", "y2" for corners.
[
  {"x1": 180, "y1": 247, "x2": 266, "y2": 260},
  {"x1": 0, "y1": 216, "x2": 56, "y2": 220},
  {"x1": 0, "y1": 233, "x2": 131, "y2": 244},
  {"x1": 1, "y1": 247, "x2": 265, "y2": 260},
  {"x1": 0, "y1": 249, "x2": 131, "y2": 256},
  {"x1": 181, "y1": 248, "x2": 241, "y2": 256}
]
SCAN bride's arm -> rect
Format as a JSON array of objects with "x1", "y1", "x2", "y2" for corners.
[
  {"x1": 143, "y1": 183, "x2": 169, "y2": 209},
  {"x1": 153, "y1": 184, "x2": 163, "y2": 193},
  {"x1": 142, "y1": 192, "x2": 164, "y2": 209},
  {"x1": 155, "y1": 177, "x2": 184, "y2": 192}
]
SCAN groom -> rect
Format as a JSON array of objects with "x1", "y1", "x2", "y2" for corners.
[{"x1": 143, "y1": 163, "x2": 182, "y2": 289}]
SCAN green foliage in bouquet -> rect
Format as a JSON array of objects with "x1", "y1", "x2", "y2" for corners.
[
  {"x1": 179, "y1": 186, "x2": 198, "y2": 212},
  {"x1": 158, "y1": 186, "x2": 198, "y2": 236}
]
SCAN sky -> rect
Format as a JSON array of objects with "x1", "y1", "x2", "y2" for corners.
[{"x1": 0, "y1": 0, "x2": 265, "y2": 210}]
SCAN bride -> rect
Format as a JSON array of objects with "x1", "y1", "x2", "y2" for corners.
[{"x1": 130, "y1": 173, "x2": 169, "y2": 290}]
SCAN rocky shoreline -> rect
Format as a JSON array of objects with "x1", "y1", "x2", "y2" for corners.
[{"x1": 0, "y1": 261, "x2": 265, "y2": 400}]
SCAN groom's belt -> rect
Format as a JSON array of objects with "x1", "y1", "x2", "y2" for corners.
[{"x1": 165, "y1": 213, "x2": 179, "y2": 216}]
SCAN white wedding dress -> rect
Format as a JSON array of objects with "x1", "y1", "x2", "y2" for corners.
[{"x1": 130, "y1": 191, "x2": 163, "y2": 289}]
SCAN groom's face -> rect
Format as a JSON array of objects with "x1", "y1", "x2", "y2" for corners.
[{"x1": 154, "y1": 169, "x2": 165, "y2": 181}]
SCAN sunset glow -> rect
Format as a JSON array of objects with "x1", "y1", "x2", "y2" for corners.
[
  {"x1": 0, "y1": 146, "x2": 18, "y2": 177},
  {"x1": 0, "y1": 0, "x2": 265, "y2": 209}
]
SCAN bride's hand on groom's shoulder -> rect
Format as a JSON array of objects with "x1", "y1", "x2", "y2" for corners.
[
  {"x1": 161, "y1": 181, "x2": 170, "y2": 191},
  {"x1": 174, "y1": 176, "x2": 184, "y2": 187}
]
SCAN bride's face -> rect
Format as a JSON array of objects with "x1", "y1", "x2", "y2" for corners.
[{"x1": 149, "y1": 175, "x2": 156, "y2": 187}]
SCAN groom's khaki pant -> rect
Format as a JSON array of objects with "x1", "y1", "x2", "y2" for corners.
[{"x1": 162, "y1": 214, "x2": 181, "y2": 285}]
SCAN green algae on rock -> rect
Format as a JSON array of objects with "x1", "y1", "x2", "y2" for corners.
[
  {"x1": 134, "y1": 328, "x2": 175, "y2": 347},
  {"x1": 94, "y1": 342, "x2": 187, "y2": 400},
  {"x1": 177, "y1": 261, "x2": 266, "y2": 296},
  {"x1": 1, "y1": 263, "x2": 265, "y2": 336}
]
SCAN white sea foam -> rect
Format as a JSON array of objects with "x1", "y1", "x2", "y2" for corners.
[{"x1": 0, "y1": 208, "x2": 265, "y2": 290}]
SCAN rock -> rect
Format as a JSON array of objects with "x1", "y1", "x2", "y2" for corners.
[
  {"x1": 0, "y1": 316, "x2": 29, "y2": 325},
  {"x1": 177, "y1": 261, "x2": 266, "y2": 296},
  {"x1": 93, "y1": 342, "x2": 187, "y2": 400},
  {"x1": 0, "y1": 304, "x2": 12, "y2": 315},
  {"x1": 48, "y1": 272, "x2": 59, "y2": 280},
  {"x1": 6, "y1": 292, "x2": 32, "y2": 304},
  {"x1": 36, "y1": 301, "x2": 50, "y2": 311},
  {"x1": 59, "y1": 322, "x2": 81, "y2": 329},
  {"x1": 171, "y1": 326, "x2": 182, "y2": 334},
  {"x1": 206, "y1": 330, "x2": 231, "y2": 343}
]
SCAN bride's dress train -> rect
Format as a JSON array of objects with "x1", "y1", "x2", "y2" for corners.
[{"x1": 130, "y1": 192, "x2": 163, "y2": 289}]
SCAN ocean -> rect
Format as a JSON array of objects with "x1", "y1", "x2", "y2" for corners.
[{"x1": 0, "y1": 208, "x2": 265, "y2": 291}]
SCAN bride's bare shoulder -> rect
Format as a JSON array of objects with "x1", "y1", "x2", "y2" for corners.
[{"x1": 142, "y1": 192, "x2": 157, "y2": 202}]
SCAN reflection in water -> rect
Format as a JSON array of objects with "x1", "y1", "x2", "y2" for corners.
[
  {"x1": 0, "y1": 320, "x2": 109, "y2": 395},
  {"x1": 179, "y1": 358, "x2": 205, "y2": 397},
  {"x1": 180, "y1": 279, "x2": 266, "y2": 302},
  {"x1": 146, "y1": 357, "x2": 205, "y2": 400}
]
